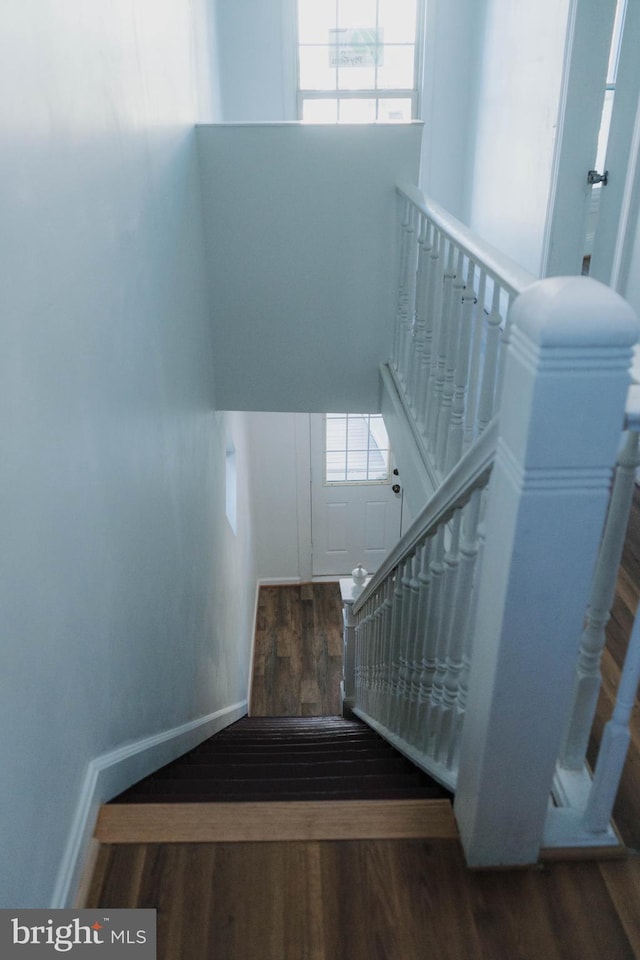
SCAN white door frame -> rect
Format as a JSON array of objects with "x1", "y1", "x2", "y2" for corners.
[
  {"x1": 541, "y1": 0, "x2": 619, "y2": 277},
  {"x1": 589, "y1": 0, "x2": 640, "y2": 291}
]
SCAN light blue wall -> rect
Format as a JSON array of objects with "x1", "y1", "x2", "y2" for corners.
[
  {"x1": 215, "y1": 0, "x2": 297, "y2": 121},
  {"x1": 0, "y1": 1, "x2": 257, "y2": 907},
  {"x1": 197, "y1": 122, "x2": 423, "y2": 412}
]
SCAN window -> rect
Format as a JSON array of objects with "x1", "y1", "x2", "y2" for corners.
[
  {"x1": 325, "y1": 413, "x2": 391, "y2": 483},
  {"x1": 297, "y1": 0, "x2": 422, "y2": 123}
]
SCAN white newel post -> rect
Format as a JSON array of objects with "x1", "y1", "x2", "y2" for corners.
[{"x1": 454, "y1": 277, "x2": 638, "y2": 867}]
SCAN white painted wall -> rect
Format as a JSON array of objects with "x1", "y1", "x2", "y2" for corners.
[
  {"x1": 246, "y1": 413, "x2": 310, "y2": 582},
  {"x1": 465, "y1": 0, "x2": 570, "y2": 276},
  {"x1": 197, "y1": 122, "x2": 423, "y2": 412},
  {"x1": 215, "y1": 0, "x2": 296, "y2": 121},
  {"x1": 0, "y1": 1, "x2": 257, "y2": 908},
  {"x1": 419, "y1": 0, "x2": 488, "y2": 222}
]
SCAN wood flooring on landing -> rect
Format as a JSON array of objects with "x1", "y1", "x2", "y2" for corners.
[{"x1": 250, "y1": 583, "x2": 343, "y2": 717}]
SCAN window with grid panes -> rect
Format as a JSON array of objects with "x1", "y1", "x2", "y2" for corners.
[
  {"x1": 325, "y1": 414, "x2": 391, "y2": 483},
  {"x1": 297, "y1": 0, "x2": 422, "y2": 123}
]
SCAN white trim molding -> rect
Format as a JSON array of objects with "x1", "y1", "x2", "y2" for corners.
[{"x1": 51, "y1": 699, "x2": 248, "y2": 908}]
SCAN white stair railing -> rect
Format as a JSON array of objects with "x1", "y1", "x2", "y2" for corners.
[
  {"x1": 545, "y1": 399, "x2": 640, "y2": 850},
  {"x1": 350, "y1": 422, "x2": 496, "y2": 790},
  {"x1": 347, "y1": 240, "x2": 639, "y2": 864},
  {"x1": 392, "y1": 184, "x2": 534, "y2": 485}
]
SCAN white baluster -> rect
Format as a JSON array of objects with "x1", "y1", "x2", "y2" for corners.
[
  {"x1": 464, "y1": 270, "x2": 488, "y2": 450},
  {"x1": 437, "y1": 491, "x2": 483, "y2": 767},
  {"x1": 493, "y1": 289, "x2": 516, "y2": 410},
  {"x1": 382, "y1": 568, "x2": 404, "y2": 729},
  {"x1": 476, "y1": 282, "x2": 504, "y2": 436},
  {"x1": 393, "y1": 197, "x2": 413, "y2": 372},
  {"x1": 583, "y1": 609, "x2": 640, "y2": 832},
  {"x1": 445, "y1": 260, "x2": 478, "y2": 473},
  {"x1": 425, "y1": 245, "x2": 459, "y2": 454},
  {"x1": 430, "y1": 509, "x2": 463, "y2": 760},
  {"x1": 387, "y1": 560, "x2": 411, "y2": 731},
  {"x1": 398, "y1": 550, "x2": 422, "y2": 739},
  {"x1": 416, "y1": 227, "x2": 442, "y2": 435},
  {"x1": 560, "y1": 429, "x2": 640, "y2": 769},
  {"x1": 399, "y1": 207, "x2": 419, "y2": 392},
  {"x1": 416, "y1": 527, "x2": 446, "y2": 752},
  {"x1": 425, "y1": 520, "x2": 459, "y2": 746},
  {"x1": 406, "y1": 538, "x2": 434, "y2": 742},
  {"x1": 407, "y1": 216, "x2": 430, "y2": 413},
  {"x1": 377, "y1": 577, "x2": 395, "y2": 724},
  {"x1": 434, "y1": 252, "x2": 464, "y2": 470},
  {"x1": 392, "y1": 558, "x2": 414, "y2": 730}
]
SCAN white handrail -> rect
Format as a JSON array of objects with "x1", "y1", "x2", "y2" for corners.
[
  {"x1": 353, "y1": 417, "x2": 497, "y2": 616},
  {"x1": 396, "y1": 183, "x2": 535, "y2": 297}
]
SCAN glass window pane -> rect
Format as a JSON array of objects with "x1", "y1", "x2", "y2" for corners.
[
  {"x1": 299, "y1": 46, "x2": 337, "y2": 90},
  {"x1": 326, "y1": 417, "x2": 347, "y2": 450},
  {"x1": 378, "y1": 97, "x2": 412, "y2": 121},
  {"x1": 326, "y1": 450, "x2": 347, "y2": 481},
  {"x1": 379, "y1": 0, "x2": 417, "y2": 43},
  {"x1": 376, "y1": 45, "x2": 415, "y2": 89},
  {"x1": 346, "y1": 415, "x2": 370, "y2": 451},
  {"x1": 339, "y1": 98, "x2": 376, "y2": 122},
  {"x1": 297, "y1": 0, "x2": 336, "y2": 45},
  {"x1": 325, "y1": 413, "x2": 391, "y2": 482},
  {"x1": 337, "y1": 64, "x2": 376, "y2": 90},
  {"x1": 302, "y1": 98, "x2": 339, "y2": 122},
  {"x1": 338, "y1": 0, "x2": 377, "y2": 29}
]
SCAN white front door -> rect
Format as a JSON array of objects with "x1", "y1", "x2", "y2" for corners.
[{"x1": 309, "y1": 413, "x2": 403, "y2": 577}]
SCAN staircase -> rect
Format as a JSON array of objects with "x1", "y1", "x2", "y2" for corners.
[{"x1": 95, "y1": 716, "x2": 457, "y2": 845}]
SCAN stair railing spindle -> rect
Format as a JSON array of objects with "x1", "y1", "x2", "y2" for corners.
[{"x1": 560, "y1": 429, "x2": 640, "y2": 770}]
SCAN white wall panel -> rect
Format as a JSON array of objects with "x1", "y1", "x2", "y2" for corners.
[
  {"x1": 466, "y1": 0, "x2": 571, "y2": 276},
  {"x1": 197, "y1": 122, "x2": 423, "y2": 412}
]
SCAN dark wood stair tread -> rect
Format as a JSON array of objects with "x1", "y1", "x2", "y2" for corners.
[{"x1": 109, "y1": 715, "x2": 451, "y2": 805}]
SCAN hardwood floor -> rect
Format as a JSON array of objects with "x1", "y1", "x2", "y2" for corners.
[
  {"x1": 86, "y1": 840, "x2": 640, "y2": 959},
  {"x1": 250, "y1": 584, "x2": 343, "y2": 717},
  {"x1": 86, "y1": 502, "x2": 640, "y2": 958}
]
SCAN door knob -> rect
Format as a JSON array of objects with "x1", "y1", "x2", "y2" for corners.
[{"x1": 392, "y1": 483, "x2": 401, "y2": 494}]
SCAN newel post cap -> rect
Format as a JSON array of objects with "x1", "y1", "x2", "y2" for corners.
[{"x1": 510, "y1": 276, "x2": 639, "y2": 349}]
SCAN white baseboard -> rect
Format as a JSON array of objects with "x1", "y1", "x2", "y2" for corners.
[
  {"x1": 51, "y1": 699, "x2": 247, "y2": 908},
  {"x1": 257, "y1": 576, "x2": 302, "y2": 586}
]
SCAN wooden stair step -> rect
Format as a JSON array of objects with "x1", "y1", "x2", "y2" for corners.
[
  {"x1": 114, "y1": 771, "x2": 433, "y2": 801},
  {"x1": 111, "y1": 785, "x2": 437, "y2": 803},
  {"x1": 95, "y1": 798, "x2": 459, "y2": 843},
  {"x1": 150, "y1": 758, "x2": 414, "y2": 779},
  {"x1": 184, "y1": 743, "x2": 398, "y2": 760}
]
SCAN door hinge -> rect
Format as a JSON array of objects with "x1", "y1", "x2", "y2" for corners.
[{"x1": 587, "y1": 169, "x2": 608, "y2": 186}]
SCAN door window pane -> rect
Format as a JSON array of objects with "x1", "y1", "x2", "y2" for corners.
[{"x1": 324, "y1": 414, "x2": 391, "y2": 483}]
